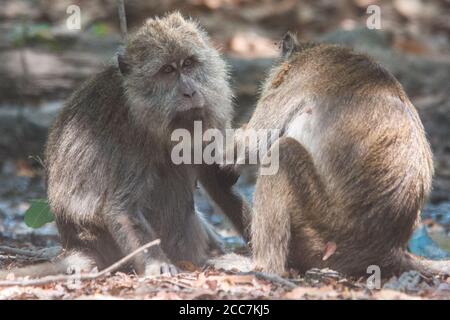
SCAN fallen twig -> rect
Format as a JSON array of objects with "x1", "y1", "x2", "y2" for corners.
[
  {"x1": 28, "y1": 155, "x2": 46, "y2": 170},
  {"x1": 162, "y1": 278, "x2": 194, "y2": 291},
  {"x1": 0, "y1": 239, "x2": 160, "y2": 287},
  {"x1": 237, "y1": 271, "x2": 298, "y2": 289},
  {"x1": 0, "y1": 246, "x2": 61, "y2": 260}
]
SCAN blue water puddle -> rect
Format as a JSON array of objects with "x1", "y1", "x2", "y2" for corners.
[
  {"x1": 422, "y1": 202, "x2": 450, "y2": 226},
  {"x1": 409, "y1": 202, "x2": 450, "y2": 259},
  {"x1": 408, "y1": 225, "x2": 450, "y2": 259}
]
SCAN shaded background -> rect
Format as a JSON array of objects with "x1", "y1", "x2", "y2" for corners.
[{"x1": 0, "y1": 0, "x2": 450, "y2": 260}]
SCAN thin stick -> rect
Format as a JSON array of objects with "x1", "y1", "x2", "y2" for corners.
[
  {"x1": 28, "y1": 155, "x2": 46, "y2": 170},
  {"x1": 0, "y1": 246, "x2": 60, "y2": 259},
  {"x1": 116, "y1": 0, "x2": 127, "y2": 39},
  {"x1": 0, "y1": 239, "x2": 160, "y2": 287},
  {"x1": 162, "y1": 279, "x2": 193, "y2": 291},
  {"x1": 237, "y1": 271, "x2": 298, "y2": 289},
  {"x1": 0, "y1": 246, "x2": 41, "y2": 257}
]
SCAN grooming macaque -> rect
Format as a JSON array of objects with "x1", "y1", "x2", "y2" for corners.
[
  {"x1": 0, "y1": 13, "x2": 250, "y2": 279},
  {"x1": 230, "y1": 32, "x2": 449, "y2": 277}
]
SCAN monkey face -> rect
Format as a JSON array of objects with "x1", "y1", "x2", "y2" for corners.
[
  {"x1": 118, "y1": 12, "x2": 233, "y2": 136},
  {"x1": 153, "y1": 57, "x2": 208, "y2": 126}
]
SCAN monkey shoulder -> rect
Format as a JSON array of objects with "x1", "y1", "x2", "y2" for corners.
[{"x1": 289, "y1": 44, "x2": 400, "y2": 97}]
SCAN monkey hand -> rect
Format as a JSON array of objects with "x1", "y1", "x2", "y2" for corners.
[
  {"x1": 145, "y1": 260, "x2": 178, "y2": 277},
  {"x1": 213, "y1": 163, "x2": 240, "y2": 188}
]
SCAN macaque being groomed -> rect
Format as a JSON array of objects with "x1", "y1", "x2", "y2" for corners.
[
  {"x1": 0, "y1": 12, "x2": 250, "y2": 279},
  {"x1": 232, "y1": 32, "x2": 449, "y2": 277}
]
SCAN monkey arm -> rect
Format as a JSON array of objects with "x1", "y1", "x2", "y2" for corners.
[
  {"x1": 225, "y1": 114, "x2": 286, "y2": 171},
  {"x1": 102, "y1": 208, "x2": 176, "y2": 276},
  {"x1": 197, "y1": 164, "x2": 252, "y2": 243}
]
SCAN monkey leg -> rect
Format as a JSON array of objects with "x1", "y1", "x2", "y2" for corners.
[
  {"x1": 0, "y1": 219, "x2": 103, "y2": 280},
  {"x1": 0, "y1": 250, "x2": 97, "y2": 280},
  {"x1": 168, "y1": 212, "x2": 221, "y2": 267},
  {"x1": 251, "y1": 137, "x2": 330, "y2": 274},
  {"x1": 103, "y1": 209, "x2": 177, "y2": 276},
  {"x1": 198, "y1": 164, "x2": 252, "y2": 242},
  {"x1": 56, "y1": 218, "x2": 123, "y2": 271}
]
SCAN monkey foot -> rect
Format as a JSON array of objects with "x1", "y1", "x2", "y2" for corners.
[
  {"x1": 322, "y1": 242, "x2": 337, "y2": 261},
  {"x1": 144, "y1": 261, "x2": 178, "y2": 277}
]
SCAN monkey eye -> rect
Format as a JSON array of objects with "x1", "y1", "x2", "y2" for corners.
[
  {"x1": 161, "y1": 64, "x2": 175, "y2": 74},
  {"x1": 182, "y1": 58, "x2": 194, "y2": 68}
]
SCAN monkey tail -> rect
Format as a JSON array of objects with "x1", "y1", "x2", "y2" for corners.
[
  {"x1": 395, "y1": 250, "x2": 450, "y2": 277},
  {"x1": 0, "y1": 251, "x2": 95, "y2": 280}
]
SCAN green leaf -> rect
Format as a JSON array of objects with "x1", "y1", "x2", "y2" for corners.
[
  {"x1": 24, "y1": 199, "x2": 55, "y2": 228},
  {"x1": 90, "y1": 23, "x2": 110, "y2": 37}
]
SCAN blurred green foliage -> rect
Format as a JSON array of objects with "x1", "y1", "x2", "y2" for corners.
[
  {"x1": 89, "y1": 22, "x2": 111, "y2": 37},
  {"x1": 12, "y1": 23, "x2": 52, "y2": 47}
]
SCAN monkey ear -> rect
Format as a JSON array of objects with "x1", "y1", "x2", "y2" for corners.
[
  {"x1": 117, "y1": 50, "x2": 130, "y2": 76},
  {"x1": 281, "y1": 32, "x2": 299, "y2": 59}
]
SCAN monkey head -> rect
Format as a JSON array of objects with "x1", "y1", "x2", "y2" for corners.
[
  {"x1": 259, "y1": 32, "x2": 321, "y2": 98},
  {"x1": 118, "y1": 12, "x2": 233, "y2": 136}
]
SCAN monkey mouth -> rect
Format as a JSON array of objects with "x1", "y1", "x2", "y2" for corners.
[{"x1": 171, "y1": 107, "x2": 206, "y2": 130}]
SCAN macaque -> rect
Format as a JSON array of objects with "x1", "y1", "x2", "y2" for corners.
[
  {"x1": 0, "y1": 12, "x2": 250, "y2": 279},
  {"x1": 231, "y1": 32, "x2": 449, "y2": 277}
]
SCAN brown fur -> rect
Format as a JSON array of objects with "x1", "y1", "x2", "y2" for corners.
[
  {"x1": 234, "y1": 32, "x2": 449, "y2": 277},
  {"x1": 271, "y1": 62, "x2": 291, "y2": 89},
  {"x1": 0, "y1": 12, "x2": 250, "y2": 279}
]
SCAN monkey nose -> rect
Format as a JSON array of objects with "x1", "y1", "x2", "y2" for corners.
[{"x1": 183, "y1": 90, "x2": 197, "y2": 99}]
